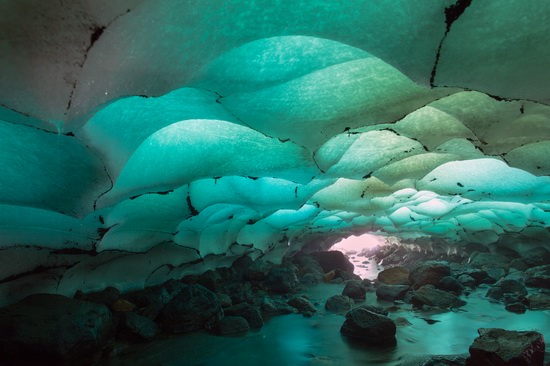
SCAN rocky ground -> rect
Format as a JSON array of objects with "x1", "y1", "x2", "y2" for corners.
[{"x1": 0, "y1": 242, "x2": 549, "y2": 365}]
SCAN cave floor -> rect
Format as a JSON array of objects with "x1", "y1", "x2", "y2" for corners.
[{"x1": 99, "y1": 281, "x2": 550, "y2": 366}]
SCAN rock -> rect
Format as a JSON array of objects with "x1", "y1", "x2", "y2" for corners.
[
  {"x1": 224, "y1": 303, "x2": 263, "y2": 329},
  {"x1": 469, "y1": 252, "x2": 510, "y2": 269},
  {"x1": 466, "y1": 328, "x2": 545, "y2": 366},
  {"x1": 505, "y1": 302, "x2": 527, "y2": 314},
  {"x1": 213, "y1": 316, "x2": 249, "y2": 336},
  {"x1": 527, "y1": 292, "x2": 550, "y2": 310},
  {"x1": 376, "y1": 284, "x2": 410, "y2": 301},
  {"x1": 224, "y1": 281, "x2": 254, "y2": 305},
  {"x1": 260, "y1": 296, "x2": 295, "y2": 317},
  {"x1": 287, "y1": 296, "x2": 317, "y2": 316},
  {"x1": 311, "y1": 251, "x2": 354, "y2": 273},
  {"x1": 124, "y1": 279, "x2": 186, "y2": 319},
  {"x1": 75, "y1": 286, "x2": 120, "y2": 306},
  {"x1": 397, "y1": 353, "x2": 469, "y2": 366},
  {"x1": 436, "y1": 276, "x2": 464, "y2": 294},
  {"x1": 486, "y1": 279, "x2": 528, "y2": 301},
  {"x1": 111, "y1": 299, "x2": 136, "y2": 312},
  {"x1": 198, "y1": 269, "x2": 222, "y2": 292},
  {"x1": 342, "y1": 280, "x2": 366, "y2": 300},
  {"x1": 266, "y1": 267, "x2": 299, "y2": 293},
  {"x1": 456, "y1": 268, "x2": 489, "y2": 285},
  {"x1": 521, "y1": 247, "x2": 550, "y2": 267},
  {"x1": 244, "y1": 258, "x2": 272, "y2": 281},
  {"x1": 409, "y1": 261, "x2": 451, "y2": 289},
  {"x1": 325, "y1": 295, "x2": 354, "y2": 312},
  {"x1": 340, "y1": 308, "x2": 396, "y2": 346},
  {"x1": 230, "y1": 255, "x2": 253, "y2": 280},
  {"x1": 483, "y1": 266, "x2": 507, "y2": 284},
  {"x1": 293, "y1": 255, "x2": 324, "y2": 277},
  {"x1": 509, "y1": 258, "x2": 531, "y2": 272},
  {"x1": 217, "y1": 293, "x2": 233, "y2": 308},
  {"x1": 393, "y1": 317, "x2": 412, "y2": 327},
  {"x1": 412, "y1": 285, "x2": 466, "y2": 309},
  {"x1": 122, "y1": 312, "x2": 159, "y2": 340},
  {"x1": 378, "y1": 266, "x2": 411, "y2": 285},
  {"x1": 524, "y1": 265, "x2": 550, "y2": 289},
  {"x1": 0, "y1": 294, "x2": 113, "y2": 365},
  {"x1": 301, "y1": 272, "x2": 323, "y2": 287},
  {"x1": 457, "y1": 274, "x2": 477, "y2": 288},
  {"x1": 356, "y1": 305, "x2": 389, "y2": 316},
  {"x1": 160, "y1": 284, "x2": 223, "y2": 333}
]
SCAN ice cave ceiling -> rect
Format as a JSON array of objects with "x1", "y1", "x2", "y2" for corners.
[{"x1": 1, "y1": 0, "x2": 550, "y2": 305}]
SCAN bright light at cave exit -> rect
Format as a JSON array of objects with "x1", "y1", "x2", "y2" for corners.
[{"x1": 331, "y1": 233, "x2": 388, "y2": 280}]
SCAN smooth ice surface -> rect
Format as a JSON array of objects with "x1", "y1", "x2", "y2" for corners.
[{"x1": 1, "y1": 1, "x2": 550, "y2": 304}]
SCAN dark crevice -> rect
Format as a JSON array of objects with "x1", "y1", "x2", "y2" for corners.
[
  {"x1": 186, "y1": 187, "x2": 199, "y2": 216},
  {"x1": 430, "y1": 0, "x2": 473, "y2": 87},
  {"x1": 129, "y1": 190, "x2": 174, "y2": 200}
]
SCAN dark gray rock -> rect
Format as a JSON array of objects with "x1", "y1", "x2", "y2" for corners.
[
  {"x1": 469, "y1": 252, "x2": 511, "y2": 269},
  {"x1": 483, "y1": 266, "x2": 507, "y2": 284},
  {"x1": 301, "y1": 272, "x2": 323, "y2": 287},
  {"x1": 356, "y1": 304, "x2": 389, "y2": 316},
  {"x1": 214, "y1": 316, "x2": 249, "y2": 336},
  {"x1": 342, "y1": 280, "x2": 366, "y2": 300},
  {"x1": 75, "y1": 286, "x2": 120, "y2": 306},
  {"x1": 266, "y1": 267, "x2": 299, "y2": 293},
  {"x1": 521, "y1": 247, "x2": 550, "y2": 267},
  {"x1": 0, "y1": 294, "x2": 113, "y2": 366},
  {"x1": 124, "y1": 279, "x2": 186, "y2": 319},
  {"x1": 260, "y1": 296, "x2": 295, "y2": 317},
  {"x1": 160, "y1": 284, "x2": 223, "y2": 333},
  {"x1": 525, "y1": 265, "x2": 550, "y2": 289},
  {"x1": 466, "y1": 328, "x2": 545, "y2": 366},
  {"x1": 198, "y1": 269, "x2": 222, "y2": 292},
  {"x1": 224, "y1": 281, "x2": 254, "y2": 305},
  {"x1": 311, "y1": 250, "x2": 354, "y2": 273},
  {"x1": 122, "y1": 312, "x2": 159, "y2": 340},
  {"x1": 505, "y1": 302, "x2": 527, "y2": 314},
  {"x1": 224, "y1": 303, "x2": 263, "y2": 329},
  {"x1": 376, "y1": 284, "x2": 410, "y2": 301},
  {"x1": 486, "y1": 279, "x2": 528, "y2": 301},
  {"x1": 508, "y1": 258, "x2": 531, "y2": 272},
  {"x1": 409, "y1": 261, "x2": 451, "y2": 289},
  {"x1": 436, "y1": 276, "x2": 464, "y2": 294},
  {"x1": 457, "y1": 274, "x2": 477, "y2": 288},
  {"x1": 397, "y1": 353, "x2": 468, "y2": 366},
  {"x1": 293, "y1": 255, "x2": 324, "y2": 277},
  {"x1": 287, "y1": 296, "x2": 317, "y2": 316},
  {"x1": 378, "y1": 266, "x2": 411, "y2": 285},
  {"x1": 217, "y1": 293, "x2": 232, "y2": 308},
  {"x1": 244, "y1": 258, "x2": 272, "y2": 281},
  {"x1": 527, "y1": 292, "x2": 550, "y2": 310},
  {"x1": 412, "y1": 285, "x2": 466, "y2": 309},
  {"x1": 325, "y1": 295, "x2": 354, "y2": 312},
  {"x1": 340, "y1": 308, "x2": 396, "y2": 346}
]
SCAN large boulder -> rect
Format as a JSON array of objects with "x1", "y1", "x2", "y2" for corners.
[
  {"x1": 435, "y1": 276, "x2": 464, "y2": 294},
  {"x1": 466, "y1": 328, "x2": 545, "y2": 366},
  {"x1": 121, "y1": 312, "x2": 159, "y2": 341},
  {"x1": 224, "y1": 303, "x2": 264, "y2": 329},
  {"x1": 244, "y1": 258, "x2": 272, "y2": 281},
  {"x1": 342, "y1": 280, "x2": 366, "y2": 300},
  {"x1": 409, "y1": 261, "x2": 451, "y2": 289},
  {"x1": 411, "y1": 285, "x2": 466, "y2": 309},
  {"x1": 527, "y1": 292, "x2": 550, "y2": 310},
  {"x1": 266, "y1": 267, "x2": 299, "y2": 293},
  {"x1": 377, "y1": 266, "x2": 411, "y2": 285},
  {"x1": 0, "y1": 294, "x2": 113, "y2": 366},
  {"x1": 260, "y1": 297, "x2": 295, "y2": 317},
  {"x1": 287, "y1": 296, "x2": 317, "y2": 316},
  {"x1": 311, "y1": 251, "x2": 354, "y2": 273},
  {"x1": 325, "y1": 295, "x2": 354, "y2": 313},
  {"x1": 340, "y1": 308, "x2": 396, "y2": 346},
  {"x1": 160, "y1": 284, "x2": 223, "y2": 333},
  {"x1": 524, "y1": 264, "x2": 550, "y2": 289},
  {"x1": 485, "y1": 279, "x2": 527, "y2": 301},
  {"x1": 376, "y1": 284, "x2": 410, "y2": 301},
  {"x1": 213, "y1": 316, "x2": 250, "y2": 336}
]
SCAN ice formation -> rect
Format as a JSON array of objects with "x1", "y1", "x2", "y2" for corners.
[{"x1": 1, "y1": 0, "x2": 549, "y2": 305}]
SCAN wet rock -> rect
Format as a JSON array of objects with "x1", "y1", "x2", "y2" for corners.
[
  {"x1": 214, "y1": 316, "x2": 249, "y2": 336},
  {"x1": 217, "y1": 293, "x2": 233, "y2": 308},
  {"x1": 524, "y1": 265, "x2": 550, "y2": 289},
  {"x1": 412, "y1": 285, "x2": 466, "y2": 309},
  {"x1": 457, "y1": 274, "x2": 477, "y2": 288},
  {"x1": 397, "y1": 353, "x2": 468, "y2": 366},
  {"x1": 340, "y1": 308, "x2": 396, "y2": 346},
  {"x1": 122, "y1": 312, "x2": 159, "y2": 341},
  {"x1": 342, "y1": 280, "x2": 366, "y2": 300},
  {"x1": 198, "y1": 269, "x2": 222, "y2": 293},
  {"x1": 483, "y1": 266, "x2": 507, "y2": 284},
  {"x1": 505, "y1": 302, "x2": 527, "y2": 314},
  {"x1": 260, "y1": 296, "x2": 295, "y2": 317},
  {"x1": 527, "y1": 292, "x2": 550, "y2": 310},
  {"x1": 224, "y1": 281, "x2": 254, "y2": 305},
  {"x1": 224, "y1": 303, "x2": 263, "y2": 329},
  {"x1": 301, "y1": 272, "x2": 323, "y2": 287},
  {"x1": 0, "y1": 294, "x2": 113, "y2": 366},
  {"x1": 160, "y1": 284, "x2": 223, "y2": 333},
  {"x1": 311, "y1": 251, "x2": 354, "y2": 273},
  {"x1": 111, "y1": 299, "x2": 136, "y2": 312},
  {"x1": 466, "y1": 328, "x2": 545, "y2": 366},
  {"x1": 508, "y1": 258, "x2": 531, "y2": 272},
  {"x1": 357, "y1": 304, "x2": 389, "y2": 316},
  {"x1": 378, "y1": 266, "x2": 411, "y2": 285},
  {"x1": 293, "y1": 255, "x2": 324, "y2": 277},
  {"x1": 469, "y1": 252, "x2": 511, "y2": 269},
  {"x1": 75, "y1": 286, "x2": 120, "y2": 306},
  {"x1": 436, "y1": 276, "x2": 464, "y2": 294},
  {"x1": 409, "y1": 260, "x2": 451, "y2": 289},
  {"x1": 230, "y1": 255, "x2": 253, "y2": 280},
  {"x1": 376, "y1": 284, "x2": 410, "y2": 301},
  {"x1": 521, "y1": 247, "x2": 550, "y2": 267},
  {"x1": 486, "y1": 279, "x2": 527, "y2": 301},
  {"x1": 244, "y1": 258, "x2": 272, "y2": 281},
  {"x1": 266, "y1": 267, "x2": 299, "y2": 293},
  {"x1": 394, "y1": 317, "x2": 412, "y2": 327},
  {"x1": 455, "y1": 268, "x2": 489, "y2": 285},
  {"x1": 287, "y1": 296, "x2": 317, "y2": 316},
  {"x1": 124, "y1": 279, "x2": 186, "y2": 319},
  {"x1": 325, "y1": 295, "x2": 354, "y2": 313}
]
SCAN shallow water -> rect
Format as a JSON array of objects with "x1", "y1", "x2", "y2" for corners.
[{"x1": 101, "y1": 283, "x2": 550, "y2": 366}]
